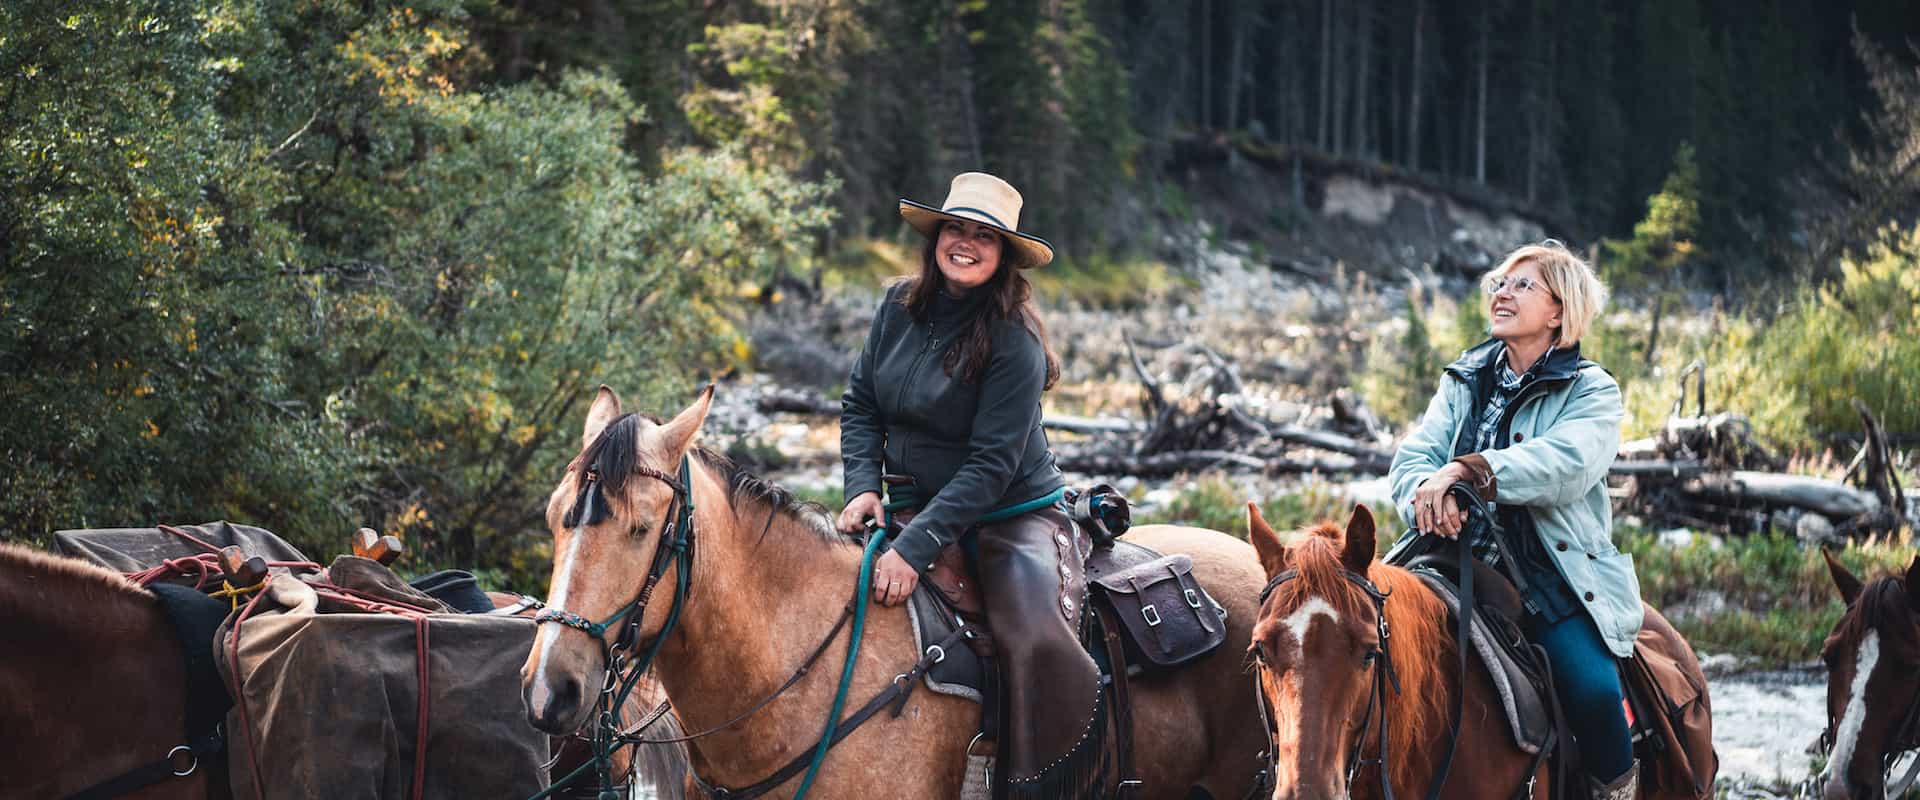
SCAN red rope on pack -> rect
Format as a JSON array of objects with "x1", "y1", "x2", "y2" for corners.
[
  {"x1": 125, "y1": 553, "x2": 222, "y2": 588},
  {"x1": 304, "y1": 581, "x2": 439, "y2": 616},
  {"x1": 412, "y1": 615, "x2": 430, "y2": 800},
  {"x1": 293, "y1": 580, "x2": 436, "y2": 800},
  {"x1": 224, "y1": 586, "x2": 273, "y2": 800}
]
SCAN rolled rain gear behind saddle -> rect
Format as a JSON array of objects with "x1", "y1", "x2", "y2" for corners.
[{"x1": 899, "y1": 487, "x2": 1228, "y2": 799}]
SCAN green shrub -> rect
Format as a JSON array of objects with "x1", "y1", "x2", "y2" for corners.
[
  {"x1": 1622, "y1": 525, "x2": 1914, "y2": 665},
  {"x1": 1141, "y1": 477, "x2": 1404, "y2": 549}
]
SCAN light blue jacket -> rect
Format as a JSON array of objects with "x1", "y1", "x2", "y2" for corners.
[{"x1": 1385, "y1": 340, "x2": 1643, "y2": 658}]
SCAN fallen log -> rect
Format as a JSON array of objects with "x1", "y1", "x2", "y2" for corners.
[
  {"x1": 1042, "y1": 413, "x2": 1145, "y2": 435},
  {"x1": 1054, "y1": 447, "x2": 1369, "y2": 477},
  {"x1": 756, "y1": 389, "x2": 840, "y2": 417},
  {"x1": 1679, "y1": 472, "x2": 1882, "y2": 518},
  {"x1": 1607, "y1": 459, "x2": 1707, "y2": 478}
]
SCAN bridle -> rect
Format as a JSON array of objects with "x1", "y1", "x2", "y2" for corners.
[
  {"x1": 536, "y1": 458, "x2": 696, "y2": 674},
  {"x1": 1253, "y1": 565, "x2": 1404, "y2": 800},
  {"x1": 1252, "y1": 496, "x2": 1484, "y2": 800},
  {"x1": 532, "y1": 456, "x2": 698, "y2": 796}
]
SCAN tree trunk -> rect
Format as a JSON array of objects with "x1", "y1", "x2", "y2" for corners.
[
  {"x1": 1475, "y1": 0, "x2": 1490, "y2": 185},
  {"x1": 1317, "y1": 0, "x2": 1332, "y2": 150},
  {"x1": 1199, "y1": 0, "x2": 1213, "y2": 129},
  {"x1": 1407, "y1": 0, "x2": 1426, "y2": 171},
  {"x1": 1227, "y1": 0, "x2": 1249, "y2": 131},
  {"x1": 1351, "y1": 0, "x2": 1373, "y2": 158},
  {"x1": 1329, "y1": 0, "x2": 1348, "y2": 154},
  {"x1": 1388, "y1": 10, "x2": 1402, "y2": 164},
  {"x1": 1524, "y1": 0, "x2": 1544, "y2": 202}
]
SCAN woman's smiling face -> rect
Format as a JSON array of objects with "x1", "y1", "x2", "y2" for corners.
[
  {"x1": 934, "y1": 219, "x2": 1005, "y2": 290},
  {"x1": 1486, "y1": 258, "x2": 1562, "y2": 342}
]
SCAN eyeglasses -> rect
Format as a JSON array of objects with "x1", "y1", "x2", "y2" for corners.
[{"x1": 1484, "y1": 276, "x2": 1553, "y2": 298}]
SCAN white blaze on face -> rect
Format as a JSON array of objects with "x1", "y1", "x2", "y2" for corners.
[
  {"x1": 1280, "y1": 597, "x2": 1342, "y2": 687},
  {"x1": 529, "y1": 529, "x2": 588, "y2": 713},
  {"x1": 1825, "y1": 630, "x2": 1881, "y2": 799}
]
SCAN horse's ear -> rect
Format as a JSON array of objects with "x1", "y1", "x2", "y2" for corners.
[
  {"x1": 1341, "y1": 504, "x2": 1377, "y2": 574},
  {"x1": 1906, "y1": 556, "x2": 1920, "y2": 612},
  {"x1": 1823, "y1": 547, "x2": 1863, "y2": 606},
  {"x1": 583, "y1": 385, "x2": 623, "y2": 449},
  {"x1": 1247, "y1": 502, "x2": 1288, "y2": 579},
  {"x1": 656, "y1": 384, "x2": 716, "y2": 460}
]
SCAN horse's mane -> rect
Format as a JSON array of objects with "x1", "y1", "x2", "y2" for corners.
[
  {"x1": 1274, "y1": 523, "x2": 1454, "y2": 795},
  {"x1": 0, "y1": 543, "x2": 156, "y2": 635},
  {"x1": 1833, "y1": 574, "x2": 1917, "y2": 653},
  {"x1": 572, "y1": 412, "x2": 841, "y2": 545}
]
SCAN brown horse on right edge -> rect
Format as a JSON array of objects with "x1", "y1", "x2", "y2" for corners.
[
  {"x1": 1818, "y1": 549, "x2": 1920, "y2": 800},
  {"x1": 1244, "y1": 503, "x2": 1709, "y2": 800}
]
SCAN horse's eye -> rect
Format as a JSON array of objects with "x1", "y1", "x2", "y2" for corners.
[{"x1": 1361, "y1": 648, "x2": 1380, "y2": 666}]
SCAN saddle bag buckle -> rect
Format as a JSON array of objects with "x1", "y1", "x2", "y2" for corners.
[
  {"x1": 1184, "y1": 588, "x2": 1202, "y2": 608},
  {"x1": 1141, "y1": 604, "x2": 1161, "y2": 626}
]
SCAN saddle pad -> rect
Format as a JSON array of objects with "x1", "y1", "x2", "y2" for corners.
[
  {"x1": 1412, "y1": 570, "x2": 1555, "y2": 755},
  {"x1": 909, "y1": 585, "x2": 988, "y2": 702},
  {"x1": 150, "y1": 583, "x2": 236, "y2": 745}
]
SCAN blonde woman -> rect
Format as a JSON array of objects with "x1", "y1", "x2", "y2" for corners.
[{"x1": 1386, "y1": 241, "x2": 1642, "y2": 800}]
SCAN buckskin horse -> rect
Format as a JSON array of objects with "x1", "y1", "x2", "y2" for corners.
[
  {"x1": 519, "y1": 385, "x2": 1273, "y2": 798},
  {"x1": 1244, "y1": 503, "x2": 1705, "y2": 800},
  {"x1": 1819, "y1": 549, "x2": 1920, "y2": 800},
  {"x1": 0, "y1": 542, "x2": 232, "y2": 799}
]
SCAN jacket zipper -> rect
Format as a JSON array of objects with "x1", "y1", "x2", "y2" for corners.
[{"x1": 896, "y1": 319, "x2": 940, "y2": 473}]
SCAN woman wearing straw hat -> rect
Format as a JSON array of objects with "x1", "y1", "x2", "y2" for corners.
[{"x1": 838, "y1": 172, "x2": 1103, "y2": 798}]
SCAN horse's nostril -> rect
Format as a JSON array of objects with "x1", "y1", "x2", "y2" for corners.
[{"x1": 530, "y1": 676, "x2": 584, "y2": 731}]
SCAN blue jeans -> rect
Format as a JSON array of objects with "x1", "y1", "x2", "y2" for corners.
[{"x1": 1524, "y1": 611, "x2": 1634, "y2": 782}]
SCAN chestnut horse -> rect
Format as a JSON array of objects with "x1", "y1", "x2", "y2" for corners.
[
  {"x1": 1819, "y1": 550, "x2": 1920, "y2": 800},
  {"x1": 520, "y1": 386, "x2": 1273, "y2": 798},
  {"x1": 0, "y1": 542, "x2": 231, "y2": 799},
  {"x1": 1245, "y1": 503, "x2": 1698, "y2": 800}
]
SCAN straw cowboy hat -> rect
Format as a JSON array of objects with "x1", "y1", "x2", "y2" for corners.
[{"x1": 899, "y1": 172, "x2": 1055, "y2": 268}]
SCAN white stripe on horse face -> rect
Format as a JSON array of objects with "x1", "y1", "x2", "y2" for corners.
[
  {"x1": 1281, "y1": 597, "x2": 1342, "y2": 687},
  {"x1": 1825, "y1": 629, "x2": 1880, "y2": 799},
  {"x1": 530, "y1": 528, "x2": 588, "y2": 712}
]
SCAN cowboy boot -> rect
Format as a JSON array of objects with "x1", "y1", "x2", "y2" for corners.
[{"x1": 1589, "y1": 759, "x2": 1639, "y2": 800}]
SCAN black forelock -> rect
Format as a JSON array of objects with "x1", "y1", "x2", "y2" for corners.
[{"x1": 560, "y1": 411, "x2": 841, "y2": 542}]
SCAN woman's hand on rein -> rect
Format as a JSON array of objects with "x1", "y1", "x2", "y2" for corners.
[
  {"x1": 871, "y1": 550, "x2": 919, "y2": 607},
  {"x1": 1413, "y1": 463, "x2": 1471, "y2": 538},
  {"x1": 837, "y1": 491, "x2": 884, "y2": 534}
]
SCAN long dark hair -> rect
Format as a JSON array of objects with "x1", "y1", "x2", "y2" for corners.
[{"x1": 897, "y1": 225, "x2": 1061, "y2": 389}]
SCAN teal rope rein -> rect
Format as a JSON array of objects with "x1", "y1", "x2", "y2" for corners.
[{"x1": 792, "y1": 517, "x2": 888, "y2": 798}]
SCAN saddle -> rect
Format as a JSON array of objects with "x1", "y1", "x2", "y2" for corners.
[
  {"x1": 906, "y1": 515, "x2": 1229, "y2": 703},
  {"x1": 1402, "y1": 554, "x2": 1557, "y2": 755}
]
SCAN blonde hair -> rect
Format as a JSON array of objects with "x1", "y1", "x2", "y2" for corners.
[{"x1": 1482, "y1": 239, "x2": 1607, "y2": 347}]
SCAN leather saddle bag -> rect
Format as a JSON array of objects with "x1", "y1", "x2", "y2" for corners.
[{"x1": 1091, "y1": 554, "x2": 1226, "y2": 672}]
